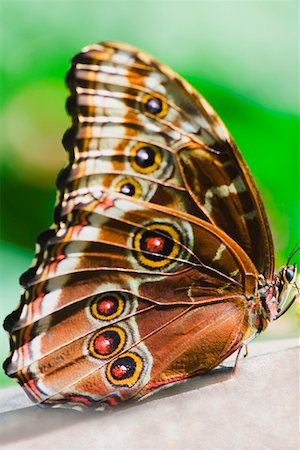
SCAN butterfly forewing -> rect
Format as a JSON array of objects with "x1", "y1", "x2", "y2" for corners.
[
  {"x1": 4, "y1": 41, "x2": 272, "y2": 410},
  {"x1": 67, "y1": 41, "x2": 273, "y2": 276}
]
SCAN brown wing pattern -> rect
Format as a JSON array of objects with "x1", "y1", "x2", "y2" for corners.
[{"x1": 3, "y1": 42, "x2": 269, "y2": 410}]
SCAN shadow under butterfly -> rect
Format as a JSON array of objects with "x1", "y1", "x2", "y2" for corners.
[{"x1": 3, "y1": 41, "x2": 298, "y2": 412}]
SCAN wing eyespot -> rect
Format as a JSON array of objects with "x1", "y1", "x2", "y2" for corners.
[
  {"x1": 114, "y1": 177, "x2": 142, "y2": 198},
  {"x1": 141, "y1": 93, "x2": 168, "y2": 118},
  {"x1": 106, "y1": 352, "x2": 143, "y2": 387},
  {"x1": 130, "y1": 143, "x2": 162, "y2": 174},
  {"x1": 89, "y1": 327, "x2": 126, "y2": 360},
  {"x1": 90, "y1": 293, "x2": 125, "y2": 321},
  {"x1": 132, "y1": 222, "x2": 181, "y2": 269}
]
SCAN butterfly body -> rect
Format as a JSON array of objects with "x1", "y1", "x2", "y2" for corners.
[{"x1": 3, "y1": 42, "x2": 297, "y2": 411}]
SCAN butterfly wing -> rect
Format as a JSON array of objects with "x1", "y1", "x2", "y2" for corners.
[
  {"x1": 4, "y1": 41, "x2": 266, "y2": 409},
  {"x1": 4, "y1": 207, "x2": 258, "y2": 409},
  {"x1": 64, "y1": 41, "x2": 273, "y2": 277}
]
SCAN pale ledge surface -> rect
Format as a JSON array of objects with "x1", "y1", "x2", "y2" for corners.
[{"x1": 0, "y1": 338, "x2": 299, "y2": 450}]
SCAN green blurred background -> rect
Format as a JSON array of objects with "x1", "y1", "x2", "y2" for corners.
[{"x1": 0, "y1": 0, "x2": 299, "y2": 387}]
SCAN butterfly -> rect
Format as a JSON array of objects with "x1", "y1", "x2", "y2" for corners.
[{"x1": 3, "y1": 41, "x2": 298, "y2": 411}]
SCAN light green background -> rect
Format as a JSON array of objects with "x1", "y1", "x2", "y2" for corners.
[{"x1": 0, "y1": 0, "x2": 299, "y2": 387}]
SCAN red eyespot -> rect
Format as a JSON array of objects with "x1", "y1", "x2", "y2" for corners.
[
  {"x1": 110, "y1": 356, "x2": 136, "y2": 380},
  {"x1": 89, "y1": 328, "x2": 126, "y2": 359},
  {"x1": 93, "y1": 334, "x2": 115, "y2": 356},
  {"x1": 111, "y1": 364, "x2": 129, "y2": 379},
  {"x1": 145, "y1": 236, "x2": 165, "y2": 253},
  {"x1": 97, "y1": 298, "x2": 116, "y2": 315}
]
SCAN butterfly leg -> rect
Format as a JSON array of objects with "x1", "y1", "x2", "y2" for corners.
[
  {"x1": 232, "y1": 329, "x2": 261, "y2": 374},
  {"x1": 232, "y1": 344, "x2": 244, "y2": 374}
]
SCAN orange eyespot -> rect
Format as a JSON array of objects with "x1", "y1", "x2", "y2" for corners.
[
  {"x1": 106, "y1": 352, "x2": 143, "y2": 387},
  {"x1": 114, "y1": 177, "x2": 142, "y2": 198},
  {"x1": 89, "y1": 327, "x2": 126, "y2": 360},
  {"x1": 132, "y1": 222, "x2": 181, "y2": 269},
  {"x1": 90, "y1": 293, "x2": 125, "y2": 321},
  {"x1": 141, "y1": 93, "x2": 168, "y2": 118},
  {"x1": 130, "y1": 143, "x2": 162, "y2": 174}
]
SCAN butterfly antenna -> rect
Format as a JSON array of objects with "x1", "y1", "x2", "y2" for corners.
[{"x1": 286, "y1": 240, "x2": 300, "y2": 265}]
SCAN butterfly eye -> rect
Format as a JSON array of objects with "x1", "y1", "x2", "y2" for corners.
[
  {"x1": 130, "y1": 143, "x2": 162, "y2": 174},
  {"x1": 106, "y1": 352, "x2": 143, "y2": 387},
  {"x1": 89, "y1": 327, "x2": 126, "y2": 359},
  {"x1": 132, "y1": 223, "x2": 181, "y2": 269},
  {"x1": 141, "y1": 93, "x2": 168, "y2": 118},
  {"x1": 90, "y1": 293, "x2": 125, "y2": 321},
  {"x1": 115, "y1": 177, "x2": 142, "y2": 198},
  {"x1": 283, "y1": 265, "x2": 296, "y2": 283}
]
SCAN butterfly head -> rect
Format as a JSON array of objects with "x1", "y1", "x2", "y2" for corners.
[
  {"x1": 265, "y1": 244, "x2": 299, "y2": 321},
  {"x1": 275, "y1": 263, "x2": 297, "y2": 315}
]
